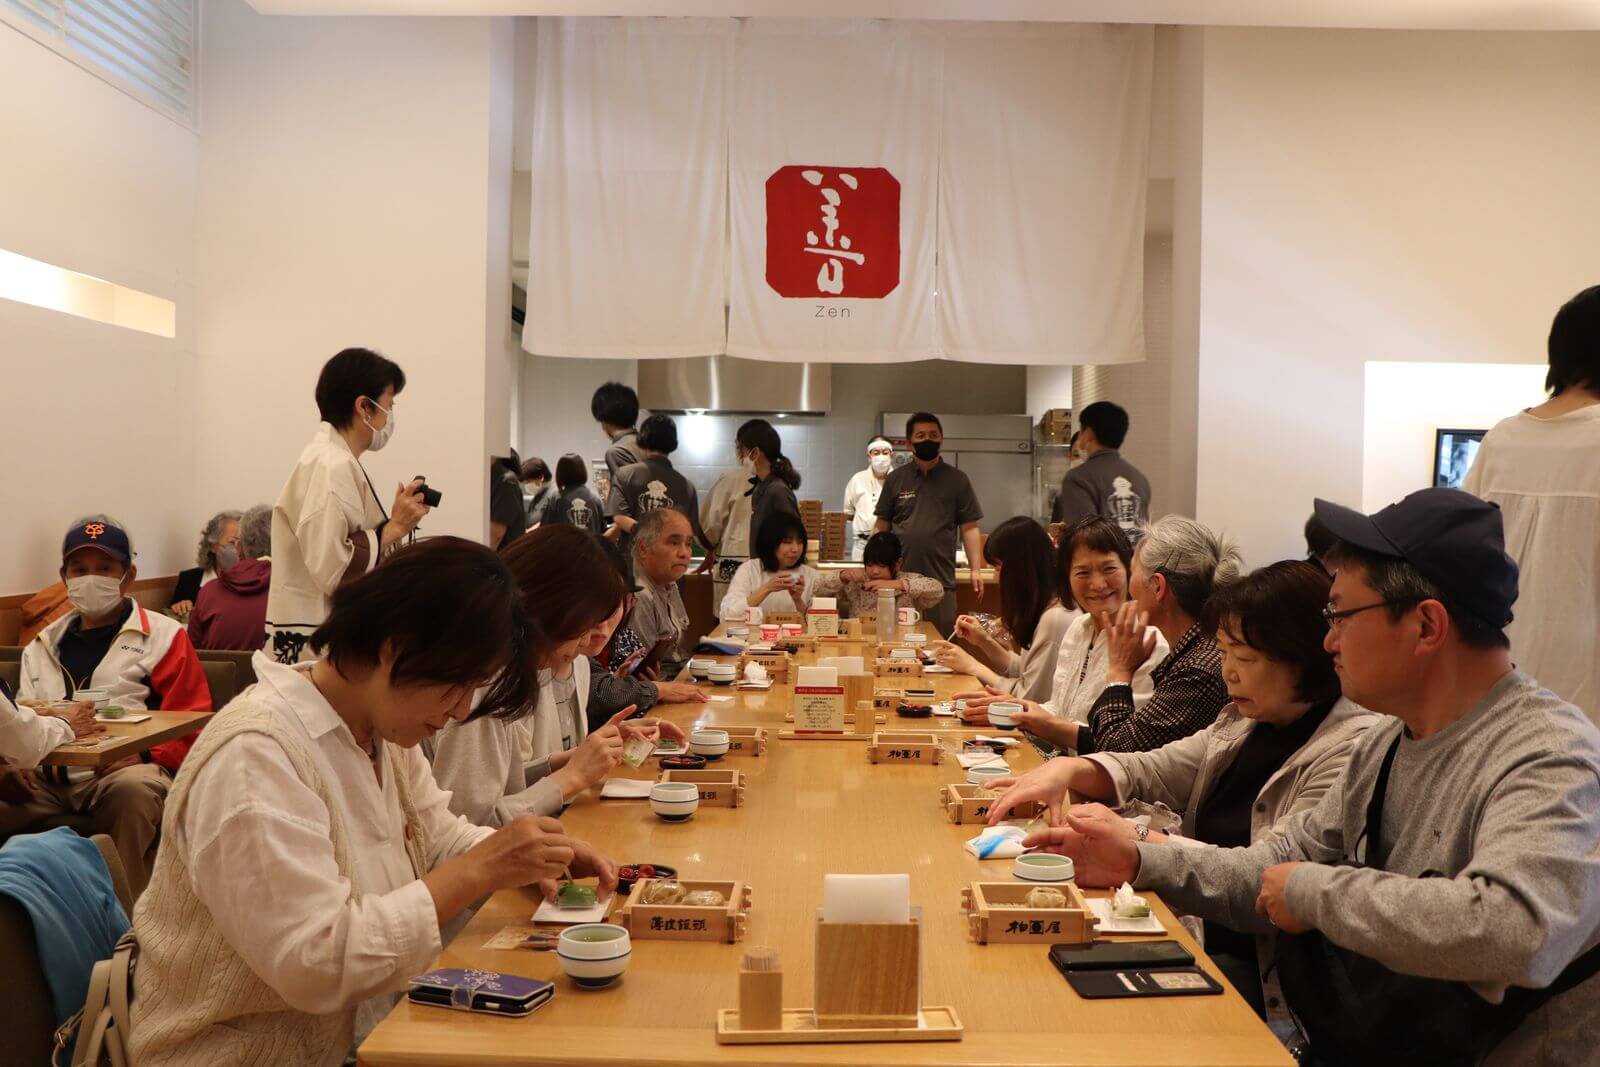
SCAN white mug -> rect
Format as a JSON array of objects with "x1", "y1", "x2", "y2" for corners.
[
  {"x1": 897, "y1": 607, "x2": 921, "y2": 625},
  {"x1": 746, "y1": 606, "x2": 764, "y2": 626}
]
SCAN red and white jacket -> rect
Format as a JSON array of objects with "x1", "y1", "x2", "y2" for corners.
[{"x1": 19, "y1": 599, "x2": 212, "y2": 771}]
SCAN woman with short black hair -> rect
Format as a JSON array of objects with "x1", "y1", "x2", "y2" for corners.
[
  {"x1": 719, "y1": 510, "x2": 818, "y2": 621},
  {"x1": 129, "y1": 537, "x2": 616, "y2": 1065},
  {"x1": 538, "y1": 453, "x2": 606, "y2": 535}
]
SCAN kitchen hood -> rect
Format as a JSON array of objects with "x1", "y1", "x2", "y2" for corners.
[{"x1": 638, "y1": 355, "x2": 831, "y2": 415}]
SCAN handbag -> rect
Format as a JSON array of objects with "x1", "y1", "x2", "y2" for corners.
[
  {"x1": 59, "y1": 932, "x2": 137, "y2": 1067},
  {"x1": 1276, "y1": 734, "x2": 1600, "y2": 1065}
]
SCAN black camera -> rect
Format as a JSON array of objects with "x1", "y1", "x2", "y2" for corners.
[{"x1": 412, "y1": 475, "x2": 443, "y2": 508}]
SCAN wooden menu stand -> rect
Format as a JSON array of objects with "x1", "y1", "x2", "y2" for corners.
[{"x1": 715, "y1": 909, "x2": 963, "y2": 1045}]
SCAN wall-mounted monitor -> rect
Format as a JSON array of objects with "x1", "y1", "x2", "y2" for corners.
[{"x1": 1433, "y1": 428, "x2": 1486, "y2": 490}]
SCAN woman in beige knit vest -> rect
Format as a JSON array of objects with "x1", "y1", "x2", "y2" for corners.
[{"x1": 127, "y1": 537, "x2": 618, "y2": 1065}]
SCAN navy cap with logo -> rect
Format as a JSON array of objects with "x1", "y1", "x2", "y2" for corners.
[
  {"x1": 1313, "y1": 488, "x2": 1518, "y2": 630},
  {"x1": 62, "y1": 519, "x2": 132, "y2": 564}
]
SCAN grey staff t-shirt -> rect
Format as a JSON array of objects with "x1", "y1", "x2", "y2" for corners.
[{"x1": 873, "y1": 459, "x2": 983, "y2": 590}]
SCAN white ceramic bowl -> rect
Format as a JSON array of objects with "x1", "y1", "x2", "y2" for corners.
[
  {"x1": 649, "y1": 782, "x2": 700, "y2": 822},
  {"x1": 1013, "y1": 853, "x2": 1076, "y2": 882},
  {"x1": 727, "y1": 625, "x2": 749, "y2": 638},
  {"x1": 556, "y1": 924, "x2": 632, "y2": 988},
  {"x1": 688, "y1": 658, "x2": 716, "y2": 679},
  {"x1": 706, "y1": 664, "x2": 737, "y2": 686},
  {"x1": 968, "y1": 764, "x2": 1011, "y2": 787},
  {"x1": 903, "y1": 632, "x2": 927, "y2": 645},
  {"x1": 74, "y1": 688, "x2": 110, "y2": 709},
  {"x1": 889, "y1": 648, "x2": 916, "y2": 660},
  {"x1": 988, "y1": 701, "x2": 1023, "y2": 729},
  {"x1": 689, "y1": 729, "x2": 730, "y2": 759}
]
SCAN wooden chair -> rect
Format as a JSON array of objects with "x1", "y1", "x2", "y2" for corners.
[{"x1": 0, "y1": 834, "x2": 132, "y2": 1066}]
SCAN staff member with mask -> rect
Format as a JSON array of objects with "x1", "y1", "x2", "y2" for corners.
[
  {"x1": 874, "y1": 412, "x2": 985, "y2": 633},
  {"x1": 843, "y1": 437, "x2": 894, "y2": 561},
  {"x1": 266, "y1": 347, "x2": 432, "y2": 663}
]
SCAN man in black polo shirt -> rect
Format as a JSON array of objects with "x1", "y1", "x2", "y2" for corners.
[{"x1": 874, "y1": 412, "x2": 986, "y2": 633}]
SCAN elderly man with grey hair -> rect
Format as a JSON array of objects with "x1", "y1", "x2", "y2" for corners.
[
  {"x1": 188, "y1": 504, "x2": 274, "y2": 652},
  {"x1": 625, "y1": 508, "x2": 694, "y2": 680},
  {"x1": 168, "y1": 509, "x2": 244, "y2": 620}
]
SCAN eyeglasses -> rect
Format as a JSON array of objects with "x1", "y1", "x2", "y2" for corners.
[{"x1": 1321, "y1": 597, "x2": 1420, "y2": 629}]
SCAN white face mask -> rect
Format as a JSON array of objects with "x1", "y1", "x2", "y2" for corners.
[
  {"x1": 363, "y1": 398, "x2": 395, "y2": 452},
  {"x1": 868, "y1": 452, "x2": 892, "y2": 475},
  {"x1": 66, "y1": 575, "x2": 124, "y2": 619}
]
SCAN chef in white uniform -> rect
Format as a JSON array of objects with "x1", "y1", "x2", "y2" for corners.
[{"x1": 842, "y1": 437, "x2": 894, "y2": 562}]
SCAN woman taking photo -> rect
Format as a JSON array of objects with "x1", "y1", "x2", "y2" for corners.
[
  {"x1": 719, "y1": 511, "x2": 819, "y2": 621},
  {"x1": 735, "y1": 418, "x2": 803, "y2": 548},
  {"x1": 963, "y1": 517, "x2": 1168, "y2": 752},
  {"x1": 938, "y1": 517, "x2": 1077, "y2": 705},
  {"x1": 129, "y1": 538, "x2": 616, "y2": 1065},
  {"x1": 432, "y1": 526, "x2": 683, "y2": 824},
  {"x1": 987, "y1": 560, "x2": 1376, "y2": 1038}
]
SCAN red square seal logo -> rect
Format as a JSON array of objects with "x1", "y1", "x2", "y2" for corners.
[{"x1": 765, "y1": 165, "x2": 900, "y2": 299}]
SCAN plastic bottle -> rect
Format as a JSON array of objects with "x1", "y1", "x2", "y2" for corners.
[{"x1": 876, "y1": 587, "x2": 897, "y2": 644}]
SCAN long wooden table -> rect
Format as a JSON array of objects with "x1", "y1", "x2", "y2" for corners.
[
  {"x1": 41, "y1": 710, "x2": 209, "y2": 767},
  {"x1": 360, "y1": 625, "x2": 1291, "y2": 1067}
]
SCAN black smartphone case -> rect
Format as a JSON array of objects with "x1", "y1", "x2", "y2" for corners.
[{"x1": 1064, "y1": 966, "x2": 1224, "y2": 999}]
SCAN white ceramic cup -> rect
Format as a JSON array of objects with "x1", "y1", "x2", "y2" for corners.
[
  {"x1": 902, "y1": 632, "x2": 927, "y2": 646},
  {"x1": 759, "y1": 624, "x2": 781, "y2": 642},
  {"x1": 968, "y1": 764, "x2": 1011, "y2": 787},
  {"x1": 689, "y1": 729, "x2": 730, "y2": 758},
  {"x1": 987, "y1": 701, "x2": 1023, "y2": 729},
  {"x1": 556, "y1": 924, "x2": 632, "y2": 988},
  {"x1": 1012, "y1": 853, "x2": 1076, "y2": 883},
  {"x1": 706, "y1": 664, "x2": 737, "y2": 686},
  {"x1": 74, "y1": 688, "x2": 110, "y2": 709},
  {"x1": 745, "y1": 606, "x2": 764, "y2": 626},
  {"x1": 649, "y1": 782, "x2": 700, "y2": 822},
  {"x1": 688, "y1": 658, "x2": 715, "y2": 679},
  {"x1": 897, "y1": 607, "x2": 921, "y2": 625}
]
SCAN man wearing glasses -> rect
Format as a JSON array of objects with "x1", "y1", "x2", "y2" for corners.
[{"x1": 1025, "y1": 488, "x2": 1600, "y2": 1064}]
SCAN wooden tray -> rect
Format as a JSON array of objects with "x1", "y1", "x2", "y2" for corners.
[
  {"x1": 659, "y1": 768, "x2": 745, "y2": 808},
  {"x1": 875, "y1": 658, "x2": 923, "y2": 678},
  {"x1": 866, "y1": 731, "x2": 943, "y2": 765},
  {"x1": 778, "y1": 729, "x2": 873, "y2": 741},
  {"x1": 737, "y1": 650, "x2": 792, "y2": 682},
  {"x1": 616, "y1": 878, "x2": 751, "y2": 942},
  {"x1": 718, "y1": 725, "x2": 767, "y2": 756},
  {"x1": 715, "y1": 1006, "x2": 964, "y2": 1045},
  {"x1": 961, "y1": 880, "x2": 1098, "y2": 945},
  {"x1": 939, "y1": 783, "x2": 1046, "y2": 825}
]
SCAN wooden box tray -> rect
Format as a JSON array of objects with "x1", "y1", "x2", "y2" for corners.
[
  {"x1": 867, "y1": 731, "x2": 943, "y2": 765},
  {"x1": 960, "y1": 881, "x2": 1098, "y2": 945},
  {"x1": 875, "y1": 658, "x2": 923, "y2": 678},
  {"x1": 616, "y1": 878, "x2": 751, "y2": 942},
  {"x1": 659, "y1": 768, "x2": 745, "y2": 807},
  {"x1": 719, "y1": 725, "x2": 767, "y2": 756},
  {"x1": 939, "y1": 783, "x2": 1046, "y2": 825},
  {"x1": 738, "y1": 650, "x2": 792, "y2": 682},
  {"x1": 715, "y1": 1006, "x2": 963, "y2": 1045}
]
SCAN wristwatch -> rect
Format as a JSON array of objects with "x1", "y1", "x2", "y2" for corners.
[{"x1": 1134, "y1": 823, "x2": 1150, "y2": 843}]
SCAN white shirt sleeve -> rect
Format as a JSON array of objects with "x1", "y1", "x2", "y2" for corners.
[
  {"x1": 177, "y1": 733, "x2": 480, "y2": 1014},
  {"x1": 0, "y1": 689, "x2": 74, "y2": 769},
  {"x1": 720, "y1": 559, "x2": 764, "y2": 621}
]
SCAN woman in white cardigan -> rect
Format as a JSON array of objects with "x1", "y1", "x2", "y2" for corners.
[
  {"x1": 962, "y1": 517, "x2": 1167, "y2": 752},
  {"x1": 430, "y1": 526, "x2": 684, "y2": 826},
  {"x1": 128, "y1": 538, "x2": 616, "y2": 1066},
  {"x1": 988, "y1": 560, "x2": 1378, "y2": 1043},
  {"x1": 939, "y1": 517, "x2": 1079, "y2": 705},
  {"x1": 719, "y1": 510, "x2": 819, "y2": 621}
]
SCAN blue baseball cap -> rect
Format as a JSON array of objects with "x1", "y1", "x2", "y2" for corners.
[{"x1": 62, "y1": 519, "x2": 132, "y2": 564}]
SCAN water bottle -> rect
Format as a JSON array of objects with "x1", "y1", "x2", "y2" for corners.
[{"x1": 876, "y1": 587, "x2": 896, "y2": 644}]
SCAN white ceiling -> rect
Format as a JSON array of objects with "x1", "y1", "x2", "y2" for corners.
[{"x1": 244, "y1": 0, "x2": 1600, "y2": 30}]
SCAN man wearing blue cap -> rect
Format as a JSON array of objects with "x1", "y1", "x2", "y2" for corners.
[
  {"x1": 4, "y1": 516, "x2": 211, "y2": 896},
  {"x1": 1021, "y1": 488, "x2": 1600, "y2": 1063}
]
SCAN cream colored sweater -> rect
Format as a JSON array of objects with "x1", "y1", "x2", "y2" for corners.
[{"x1": 127, "y1": 696, "x2": 429, "y2": 1066}]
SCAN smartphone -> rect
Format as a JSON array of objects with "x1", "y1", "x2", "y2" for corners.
[
  {"x1": 1063, "y1": 966, "x2": 1223, "y2": 1000},
  {"x1": 614, "y1": 647, "x2": 649, "y2": 677},
  {"x1": 1049, "y1": 939, "x2": 1194, "y2": 973},
  {"x1": 406, "y1": 969, "x2": 554, "y2": 1016}
]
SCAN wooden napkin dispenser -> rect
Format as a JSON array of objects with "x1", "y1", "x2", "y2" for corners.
[{"x1": 814, "y1": 910, "x2": 922, "y2": 1028}]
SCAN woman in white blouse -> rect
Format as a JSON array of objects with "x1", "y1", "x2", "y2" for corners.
[
  {"x1": 964, "y1": 517, "x2": 1167, "y2": 752},
  {"x1": 939, "y1": 517, "x2": 1078, "y2": 705},
  {"x1": 719, "y1": 510, "x2": 819, "y2": 621},
  {"x1": 430, "y1": 526, "x2": 683, "y2": 825},
  {"x1": 128, "y1": 537, "x2": 616, "y2": 1066}
]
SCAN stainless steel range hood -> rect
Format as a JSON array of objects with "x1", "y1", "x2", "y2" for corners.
[{"x1": 638, "y1": 355, "x2": 830, "y2": 415}]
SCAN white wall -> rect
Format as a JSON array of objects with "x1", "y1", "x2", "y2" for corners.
[
  {"x1": 192, "y1": 0, "x2": 515, "y2": 543},
  {"x1": 1362, "y1": 361, "x2": 1546, "y2": 511},
  {"x1": 1192, "y1": 28, "x2": 1600, "y2": 564},
  {"x1": 0, "y1": 24, "x2": 199, "y2": 592}
]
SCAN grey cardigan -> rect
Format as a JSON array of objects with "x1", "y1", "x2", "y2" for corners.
[{"x1": 1086, "y1": 697, "x2": 1379, "y2": 1042}]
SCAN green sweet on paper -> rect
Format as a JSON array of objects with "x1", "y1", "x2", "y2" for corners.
[{"x1": 557, "y1": 882, "x2": 598, "y2": 909}]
